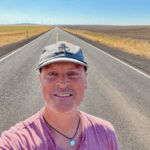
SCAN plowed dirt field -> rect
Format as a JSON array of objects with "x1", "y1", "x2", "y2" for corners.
[{"x1": 62, "y1": 25, "x2": 150, "y2": 41}]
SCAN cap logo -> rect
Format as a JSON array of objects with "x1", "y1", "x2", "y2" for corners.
[{"x1": 58, "y1": 43, "x2": 70, "y2": 53}]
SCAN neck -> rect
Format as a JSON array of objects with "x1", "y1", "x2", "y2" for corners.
[{"x1": 43, "y1": 106, "x2": 80, "y2": 135}]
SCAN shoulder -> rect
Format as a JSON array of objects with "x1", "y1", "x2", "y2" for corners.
[
  {"x1": 79, "y1": 111, "x2": 120, "y2": 149},
  {"x1": 5, "y1": 108, "x2": 43, "y2": 132},
  {"x1": 0, "y1": 108, "x2": 44, "y2": 149},
  {"x1": 79, "y1": 110, "x2": 118, "y2": 141},
  {"x1": 80, "y1": 110, "x2": 114, "y2": 130}
]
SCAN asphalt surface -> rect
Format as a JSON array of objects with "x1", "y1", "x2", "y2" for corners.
[{"x1": 0, "y1": 27, "x2": 150, "y2": 150}]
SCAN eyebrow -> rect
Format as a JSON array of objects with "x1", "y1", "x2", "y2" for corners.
[{"x1": 69, "y1": 65, "x2": 82, "y2": 70}]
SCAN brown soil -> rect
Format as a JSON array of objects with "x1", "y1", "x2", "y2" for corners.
[{"x1": 62, "y1": 25, "x2": 150, "y2": 41}]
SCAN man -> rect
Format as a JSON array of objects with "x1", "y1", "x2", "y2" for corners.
[{"x1": 0, "y1": 41, "x2": 120, "y2": 150}]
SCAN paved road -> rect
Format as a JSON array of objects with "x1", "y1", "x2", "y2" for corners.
[{"x1": 0, "y1": 27, "x2": 150, "y2": 150}]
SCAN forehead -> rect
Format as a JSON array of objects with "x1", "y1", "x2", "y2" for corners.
[{"x1": 43, "y1": 62, "x2": 84, "y2": 70}]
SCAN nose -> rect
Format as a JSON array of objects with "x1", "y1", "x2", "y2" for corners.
[{"x1": 56, "y1": 74, "x2": 70, "y2": 88}]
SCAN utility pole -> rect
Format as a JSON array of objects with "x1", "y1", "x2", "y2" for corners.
[{"x1": 27, "y1": 31, "x2": 28, "y2": 39}]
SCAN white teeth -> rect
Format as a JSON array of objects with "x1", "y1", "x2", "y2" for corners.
[{"x1": 57, "y1": 94, "x2": 70, "y2": 97}]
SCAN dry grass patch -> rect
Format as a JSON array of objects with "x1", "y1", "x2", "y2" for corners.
[
  {"x1": 0, "y1": 26, "x2": 54, "y2": 48},
  {"x1": 63, "y1": 28, "x2": 150, "y2": 59}
]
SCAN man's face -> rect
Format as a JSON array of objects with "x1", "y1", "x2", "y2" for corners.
[{"x1": 38, "y1": 62, "x2": 87, "y2": 113}]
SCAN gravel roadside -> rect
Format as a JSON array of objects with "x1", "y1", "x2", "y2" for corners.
[{"x1": 63, "y1": 30, "x2": 150, "y2": 76}]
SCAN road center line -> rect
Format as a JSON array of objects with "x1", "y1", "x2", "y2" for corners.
[{"x1": 56, "y1": 33, "x2": 58, "y2": 43}]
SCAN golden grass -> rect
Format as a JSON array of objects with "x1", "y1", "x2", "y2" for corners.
[
  {"x1": 0, "y1": 26, "x2": 54, "y2": 48},
  {"x1": 63, "y1": 28, "x2": 150, "y2": 59}
]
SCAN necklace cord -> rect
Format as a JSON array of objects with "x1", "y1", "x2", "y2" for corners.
[{"x1": 43, "y1": 116, "x2": 80, "y2": 140}]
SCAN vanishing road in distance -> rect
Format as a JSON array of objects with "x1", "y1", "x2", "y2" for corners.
[{"x1": 0, "y1": 27, "x2": 150, "y2": 150}]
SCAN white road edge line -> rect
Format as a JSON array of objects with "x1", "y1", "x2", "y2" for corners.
[
  {"x1": 0, "y1": 30, "x2": 51, "y2": 63},
  {"x1": 62, "y1": 29, "x2": 150, "y2": 79}
]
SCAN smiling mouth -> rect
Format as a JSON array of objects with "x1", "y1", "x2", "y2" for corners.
[{"x1": 54, "y1": 94, "x2": 73, "y2": 97}]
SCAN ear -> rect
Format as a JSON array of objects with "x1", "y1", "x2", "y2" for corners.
[
  {"x1": 85, "y1": 73, "x2": 88, "y2": 89},
  {"x1": 38, "y1": 73, "x2": 42, "y2": 89}
]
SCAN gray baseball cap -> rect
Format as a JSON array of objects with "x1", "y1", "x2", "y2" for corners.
[{"x1": 37, "y1": 41, "x2": 88, "y2": 70}]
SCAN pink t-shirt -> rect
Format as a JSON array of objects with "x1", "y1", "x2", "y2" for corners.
[{"x1": 0, "y1": 108, "x2": 120, "y2": 150}]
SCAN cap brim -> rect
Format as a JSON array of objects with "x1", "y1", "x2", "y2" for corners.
[{"x1": 36, "y1": 57, "x2": 88, "y2": 70}]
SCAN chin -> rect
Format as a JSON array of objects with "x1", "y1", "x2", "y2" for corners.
[{"x1": 45, "y1": 103, "x2": 78, "y2": 114}]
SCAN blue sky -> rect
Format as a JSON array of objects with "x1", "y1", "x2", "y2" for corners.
[{"x1": 0, "y1": 0, "x2": 150, "y2": 25}]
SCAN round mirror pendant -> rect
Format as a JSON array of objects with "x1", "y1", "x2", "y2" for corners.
[{"x1": 70, "y1": 140, "x2": 75, "y2": 146}]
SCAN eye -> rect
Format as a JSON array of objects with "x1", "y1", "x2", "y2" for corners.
[
  {"x1": 68, "y1": 72, "x2": 78, "y2": 76},
  {"x1": 48, "y1": 72, "x2": 58, "y2": 76}
]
